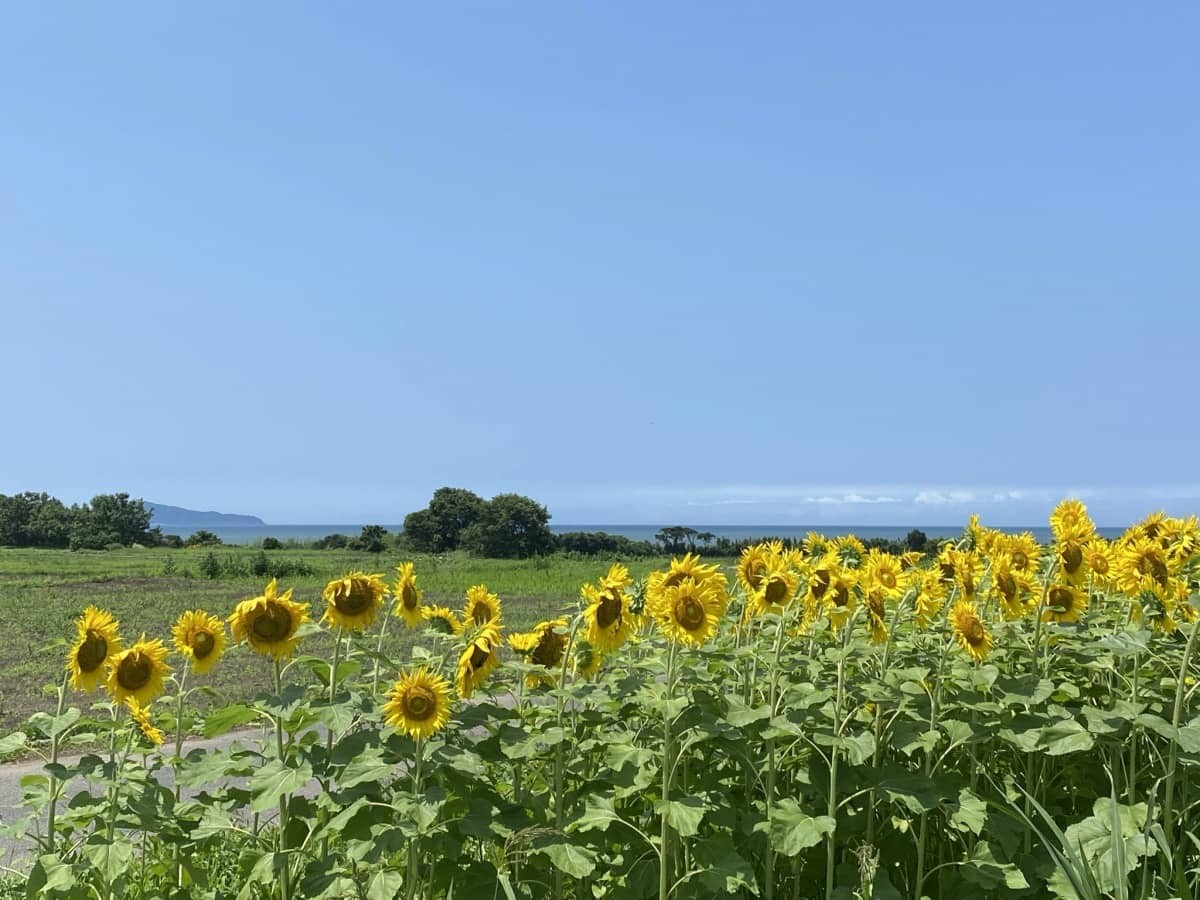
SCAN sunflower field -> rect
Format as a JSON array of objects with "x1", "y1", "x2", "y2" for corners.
[{"x1": 4, "y1": 500, "x2": 1200, "y2": 899}]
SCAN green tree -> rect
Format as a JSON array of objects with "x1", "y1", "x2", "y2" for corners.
[
  {"x1": 350, "y1": 525, "x2": 389, "y2": 553},
  {"x1": 402, "y1": 487, "x2": 486, "y2": 552},
  {"x1": 73, "y1": 493, "x2": 154, "y2": 548},
  {"x1": 186, "y1": 530, "x2": 223, "y2": 547},
  {"x1": 460, "y1": 493, "x2": 554, "y2": 559}
]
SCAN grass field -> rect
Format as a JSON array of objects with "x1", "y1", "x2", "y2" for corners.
[{"x1": 0, "y1": 546, "x2": 681, "y2": 733}]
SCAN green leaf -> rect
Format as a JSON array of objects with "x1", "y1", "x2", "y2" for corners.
[
  {"x1": 691, "y1": 835, "x2": 760, "y2": 896},
  {"x1": 657, "y1": 796, "x2": 706, "y2": 837},
  {"x1": 531, "y1": 837, "x2": 597, "y2": 878},
  {"x1": 363, "y1": 869, "x2": 404, "y2": 900},
  {"x1": 570, "y1": 795, "x2": 622, "y2": 835},
  {"x1": 250, "y1": 758, "x2": 313, "y2": 814},
  {"x1": 82, "y1": 834, "x2": 134, "y2": 886},
  {"x1": 26, "y1": 853, "x2": 76, "y2": 895},
  {"x1": 202, "y1": 704, "x2": 260, "y2": 738},
  {"x1": 760, "y1": 798, "x2": 835, "y2": 856},
  {"x1": 1038, "y1": 719, "x2": 1095, "y2": 756},
  {"x1": 724, "y1": 696, "x2": 772, "y2": 728},
  {"x1": 840, "y1": 731, "x2": 876, "y2": 765},
  {"x1": 0, "y1": 731, "x2": 27, "y2": 755},
  {"x1": 338, "y1": 748, "x2": 394, "y2": 790},
  {"x1": 948, "y1": 788, "x2": 987, "y2": 835}
]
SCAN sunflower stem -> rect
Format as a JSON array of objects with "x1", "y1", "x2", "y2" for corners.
[
  {"x1": 372, "y1": 600, "x2": 394, "y2": 698},
  {"x1": 826, "y1": 620, "x2": 851, "y2": 900},
  {"x1": 1023, "y1": 567, "x2": 1055, "y2": 854},
  {"x1": 659, "y1": 639, "x2": 678, "y2": 900},
  {"x1": 1161, "y1": 614, "x2": 1200, "y2": 864},
  {"x1": 45, "y1": 672, "x2": 68, "y2": 855},
  {"x1": 406, "y1": 736, "x2": 424, "y2": 900},
  {"x1": 273, "y1": 659, "x2": 292, "y2": 900},
  {"x1": 172, "y1": 663, "x2": 190, "y2": 888},
  {"x1": 764, "y1": 607, "x2": 790, "y2": 900},
  {"x1": 913, "y1": 635, "x2": 954, "y2": 900},
  {"x1": 554, "y1": 616, "x2": 584, "y2": 900}
]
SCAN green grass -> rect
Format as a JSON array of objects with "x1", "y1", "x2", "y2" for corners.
[{"x1": 0, "y1": 547, "x2": 685, "y2": 733}]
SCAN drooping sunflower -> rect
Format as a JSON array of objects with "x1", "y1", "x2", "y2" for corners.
[
  {"x1": 322, "y1": 571, "x2": 388, "y2": 631},
  {"x1": 422, "y1": 605, "x2": 461, "y2": 635},
  {"x1": 803, "y1": 532, "x2": 831, "y2": 559},
  {"x1": 989, "y1": 554, "x2": 1034, "y2": 620},
  {"x1": 456, "y1": 627, "x2": 502, "y2": 699},
  {"x1": 392, "y1": 562, "x2": 424, "y2": 629},
  {"x1": 600, "y1": 563, "x2": 632, "y2": 594},
  {"x1": 949, "y1": 549, "x2": 984, "y2": 601},
  {"x1": 106, "y1": 636, "x2": 172, "y2": 706},
  {"x1": 650, "y1": 576, "x2": 725, "y2": 647},
  {"x1": 914, "y1": 570, "x2": 947, "y2": 628},
  {"x1": 1056, "y1": 538, "x2": 1090, "y2": 586},
  {"x1": 1042, "y1": 583, "x2": 1088, "y2": 624},
  {"x1": 509, "y1": 618, "x2": 568, "y2": 687},
  {"x1": 171, "y1": 609, "x2": 226, "y2": 675},
  {"x1": 1133, "y1": 589, "x2": 1179, "y2": 634},
  {"x1": 748, "y1": 559, "x2": 799, "y2": 618},
  {"x1": 832, "y1": 534, "x2": 866, "y2": 567},
  {"x1": 864, "y1": 590, "x2": 889, "y2": 644},
  {"x1": 950, "y1": 601, "x2": 992, "y2": 661},
  {"x1": 1050, "y1": 498, "x2": 1096, "y2": 544},
  {"x1": 383, "y1": 667, "x2": 452, "y2": 740},
  {"x1": 463, "y1": 584, "x2": 503, "y2": 628},
  {"x1": 582, "y1": 582, "x2": 633, "y2": 652},
  {"x1": 66, "y1": 606, "x2": 122, "y2": 692},
  {"x1": 737, "y1": 544, "x2": 773, "y2": 594},
  {"x1": 1115, "y1": 537, "x2": 1173, "y2": 596},
  {"x1": 228, "y1": 578, "x2": 311, "y2": 659},
  {"x1": 824, "y1": 568, "x2": 860, "y2": 630},
  {"x1": 125, "y1": 698, "x2": 164, "y2": 746},
  {"x1": 1160, "y1": 516, "x2": 1200, "y2": 562},
  {"x1": 573, "y1": 638, "x2": 604, "y2": 680}
]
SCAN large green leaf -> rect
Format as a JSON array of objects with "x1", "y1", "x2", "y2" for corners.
[
  {"x1": 250, "y1": 757, "x2": 313, "y2": 813},
  {"x1": 531, "y1": 837, "x2": 597, "y2": 878},
  {"x1": 656, "y1": 796, "x2": 706, "y2": 837},
  {"x1": 760, "y1": 798, "x2": 835, "y2": 856}
]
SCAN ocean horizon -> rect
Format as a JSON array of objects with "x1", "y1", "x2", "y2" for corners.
[{"x1": 153, "y1": 522, "x2": 1129, "y2": 546}]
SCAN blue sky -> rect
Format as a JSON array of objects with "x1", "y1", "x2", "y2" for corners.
[{"x1": 2, "y1": 4, "x2": 1197, "y2": 526}]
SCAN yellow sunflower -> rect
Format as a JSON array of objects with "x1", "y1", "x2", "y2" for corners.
[
  {"x1": 864, "y1": 590, "x2": 889, "y2": 644},
  {"x1": 600, "y1": 563, "x2": 632, "y2": 594},
  {"x1": 999, "y1": 532, "x2": 1042, "y2": 575},
  {"x1": 228, "y1": 578, "x2": 311, "y2": 659},
  {"x1": 646, "y1": 553, "x2": 727, "y2": 612},
  {"x1": 989, "y1": 554, "x2": 1034, "y2": 620},
  {"x1": 950, "y1": 602, "x2": 992, "y2": 661},
  {"x1": 861, "y1": 550, "x2": 905, "y2": 600},
  {"x1": 804, "y1": 532, "x2": 831, "y2": 559},
  {"x1": 1115, "y1": 537, "x2": 1173, "y2": 596},
  {"x1": 106, "y1": 636, "x2": 172, "y2": 706},
  {"x1": 737, "y1": 544, "x2": 773, "y2": 594},
  {"x1": 824, "y1": 568, "x2": 860, "y2": 630},
  {"x1": 383, "y1": 667, "x2": 452, "y2": 740},
  {"x1": 393, "y1": 562, "x2": 424, "y2": 629},
  {"x1": 66, "y1": 606, "x2": 122, "y2": 693},
  {"x1": 949, "y1": 549, "x2": 984, "y2": 601},
  {"x1": 1056, "y1": 538, "x2": 1090, "y2": 586},
  {"x1": 456, "y1": 627, "x2": 502, "y2": 699},
  {"x1": 463, "y1": 584, "x2": 503, "y2": 628},
  {"x1": 573, "y1": 638, "x2": 604, "y2": 680},
  {"x1": 125, "y1": 698, "x2": 164, "y2": 746},
  {"x1": 422, "y1": 605, "x2": 461, "y2": 635},
  {"x1": 509, "y1": 618, "x2": 568, "y2": 687},
  {"x1": 171, "y1": 610, "x2": 226, "y2": 675},
  {"x1": 582, "y1": 582, "x2": 633, "y2": 652},
  {"x1": 749, "y1": 559, "x2": 799, "y2": 618},
  {"x1": 649, "y1": 576, "x2": 725, "y2": 647},
  {"x1": 322, "y1": 571, "x2": 388, "y2": 631},
  {"x1": 1083, "y1": 540, "x2": 1114, "y2": 587},
  {"x1": 1042, "y1": 583, "x2": 1088, "y2": 624},
  {"x1": 914, "y1": 570, "x2": 947, "y2": 628},
  {"x1": 1160, "y1": 516, "x2": 1200, "y2": 562},
  {"x1": 833, "y1": 534, "x2": 866, "y2": 566},
  {"x1": 1050, "y1": 498, "x2": 1096, "y2": 543}
]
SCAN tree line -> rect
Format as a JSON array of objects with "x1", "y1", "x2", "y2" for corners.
[{"x1": 0, "y1": 492, "x2": 161, "y2": 550}]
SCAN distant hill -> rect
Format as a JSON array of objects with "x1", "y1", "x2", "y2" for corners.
[{"x1": 147, "y1": 502, "x2": 265, "y2": 527}]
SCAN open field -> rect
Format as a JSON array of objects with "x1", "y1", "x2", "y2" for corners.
[{"x1": 0, "y1": 547, "x2": 679, "y2": 733}]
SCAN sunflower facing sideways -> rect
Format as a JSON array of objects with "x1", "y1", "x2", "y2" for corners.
[
  {"x1": 423, "y1": 606, "x2": 461, "y2": 635},
  {"x1": 106, "y1": 636, "x2": 172, "y2": 706},
  {"x1": 456, "y1": 626, "x2": 502, "y2": 699},
  {"x1": 322, "y1": 571, "x2": 388, "y2": 631},
  {"x1": 393, "y1": 562, "x2": 424, "y2": 629},
  {"x1": 66, "y1": 606, "x2": 122, "y2": 692},
  {"x1": 463, "y1": 584, "x2": 503, "y2": 629},
  {"x1": 950, "y1": 601, "x2": 992, "y2": 662},
  {"x1": 1042, "y1": 582, "x2": 1088, "y2": 624},
  {"x1": 126, "y1": 698, "x2": 165, "y2": 746},
  {"x1": 383, "y1": 667, "x2": 452, "y2": 740},
  {"x1": 172, "y1": 610, "x2": 226, "y2": 675},
  {"x1": 737, "y1": 544, "x2": 773, "y2": 595},
  {"x1": 509, "y1": 618, "x2": 569, "y2": 687},
  {"x1": 228, "y1": 578, "x2": 311, "y2": 660}
]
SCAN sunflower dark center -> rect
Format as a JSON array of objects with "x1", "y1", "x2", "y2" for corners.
[
  {"x1": 965, "y1": 620, "x2": 985, "y2": 644},
  {"x1": 404, "y1": 688, "x2": 436, "y2": 721},
  {"x1": 764, "y1": 578, "x2": 789, "y2": 606},
  {"x1": 117, "y1": 653, "x2": 152, "y2": 691},
  {"x1": 811, "y1": 570, "x2": 831, "y2": 600},
  {"x1": 469, "y1": 644, "x2": 490, "y2": 669},
  {"x1": 335, "y1": 583, "x2": 374, "y2": 616},
  {"x1": 252, "y1": 603, "x2": 293, "y2": 642},
  {"x1": 939, "y1": 562, "x2": 956, "y2": 583},
  {"x1": 832, "y1": 586, "x2": 850, "y2": 609},
  {"x1": 401, "y1": 584, "x2": 419, "y2": 611},
  {"x1": 1049, "y1": 586, "x2": 1075, "y2": 614},
  {"x1": 77, "y1": 631, "x2": 108, "y2": 673},
  {"x1": 674, "y1": 595, "x2": 706, "y2": 630},
  {"x1": 1137, "y1": 553, "x2": 1169, "y2": 587},
  {"x1": 1061, "y1": 545, "x2": 1083, "y2": 575},
  {"x1": 596, "y1": 591, "x2": 622, "y2": 628},
  {"x1": 192, "y1": 631, "x2": 215, "y2": 659},
  {"x1": 472, "y1": 603, "x2": 494, "y2": 625},
  {"x1": 997, "y1": 573, "x2": 1017, "y2": 600},
  {"x1": 531, "y1": 635, "x2": 565, "y2": 669},
  {"x1": 1091, "y1": 555, "x2": 1109, "y2": 575},
  {"x1": 960, "y1": 573, "x2": 976, "y2": 595},
  {"x1": 663, "y1": 572, "x2": 687, "y2": 590},
  {"x1": 880, "y1": 571, "x2": 897, "y2": 589},
  {"x1": 1012, "y1": 550, "x2": 1029, "y2": 569}
]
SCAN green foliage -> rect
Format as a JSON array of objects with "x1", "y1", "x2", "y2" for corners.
[
  {"x1": 459, "y1": 493, "x2": 554, "y2": 559},
  {"x1": 348, "y1": 525, "x2": 390, "y2": 553},
  {"x1": 186, "y1": 529, "x2": 223, "y2": 547},
  {"x1": 261, "y1": 537, "x2": 283, "y2": 550},
  {"x1": 402, "y1": 487, "x2": 487, "y2": 553},
  {"x1": 554, "y1": 531, "x2": 658, "y2": 557}
]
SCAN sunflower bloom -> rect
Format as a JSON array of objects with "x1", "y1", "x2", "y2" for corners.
[
  {"x1": 737, "y1": 544, "x2": 773, "y2": 594},
  {"x1": 650, "y1": 576, "x2": 725, "y2": 647},
  {"x1": 171, "y1": 610, "x2": 226, "y2": 674},
  {"x1": 422, "y1": 606, "x2": 461, "y2": 635},
  {"x1": 573, "y1": 638, "x2": 604, "y2": 680},
  {"x1": 126, "y1": 698, "x2": 164, "y2": 746},
  {"x1": 861, "y1": 550, "x2": 905, "y2": 601},
  {"x1": 864, "y1": 590, "x2": 889, "y2": 644},
  {"x1": 1083, "y1": 540, "x2": 1114, "y2": 587},
  {"x1": 1050, "y1": 498, "x2": 1096, "y2": 544},
  {"x1": 509, "y1": 618, "x2": 569, "y2": 687},
  {"x1": 582, "y1": 582, "x2": 633, "y2": 652},
  {"x1": 456, "y1": 627, "x2": 502, "y2": 699},
  {"x1": 106, "y1": 636, "x2": 172, "y2": 706},
  {"x1": 1115, "y1": 538, "x2": 1173, "y2": 596},
  {"x1": 749, "y1": 559, "x2": 799, "y2": 618},
  {"x1": 914, "y1": 571, "x2": 947, "y2": 628},
  {"x1": 463, "y1": 584, "x2": 503, "y2": 628},
  {"x1": 833, "y1": 534, "x2": 866, "y2": 567},
  {"x1": 950, "y1": 602, "x2": 992, "y2": 661},
  {"x1": 600, "y1": 563, "x2": 632, "y2": 594},
  {"x1": 391, "y1": 562, "x2": 424, "y2": 629},
  {"x1": 322, "y1": 571, "x2": 387, "y2": 631},
  {"x1": 228, "y1": 579, "x2": 311, "y2": 659},
  {"x1": 66, "y1": 607, "x2": 122, "y2": 693},
  {"x1": 1001, "y1": 532, "x2": 1042, "y2": 575},
  {"x1": 645, "y1": 554, "x2": 727, "y2": 613},
  {"x1": 383, "y1": 667, "x2": 452, "y2": 740},
  {"x1": 824, "y1": 568, "x2": 860, "y2": 630},
  {"x1": 1042, "y1": 583, "x2": 1088, "y2": 624},
  {"x1": 989, "y1": 555, "x2": 1034, "y2": 620}
]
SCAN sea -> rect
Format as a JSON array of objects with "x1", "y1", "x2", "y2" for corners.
[{"x1": 159, "y1": 523, "x2": 1130, "y2": 546}]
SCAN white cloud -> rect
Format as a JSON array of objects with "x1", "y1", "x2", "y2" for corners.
[
  {"x1": 914, "y1": 490, "x2": 977, "y2": 505},
  {"x1": 799, "y1": 493, "x2": 904, "y2": 505}
]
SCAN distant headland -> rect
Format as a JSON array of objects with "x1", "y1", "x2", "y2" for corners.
[{"x1": 147, "y1": 502, "x2": 265, "y2": 528}]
